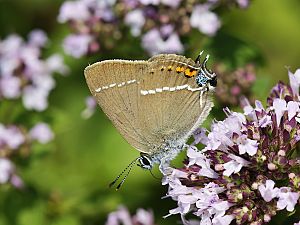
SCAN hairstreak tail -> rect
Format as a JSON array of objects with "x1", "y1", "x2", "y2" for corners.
[{"x1": 84, "y1": 52, "x2": 217, "y2": 189}]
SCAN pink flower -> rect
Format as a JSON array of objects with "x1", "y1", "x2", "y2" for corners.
[
  {"x1": 63, "y1": 34, "x2": 92, "y2": 58},
  {"x1": 28, "y1": 30, "x2": 48, "y2": 47},
  {"x1": 81, "y1": 96, "x2": 97, "y2": 119},
  {"x1": 139, "y1": 0, "x2": 159, "y2": 5},
  {"x1": 258, "y1": 180, "x2": 279, "y2": 202},
  {"x1": 0, "y1": 158, "x2": 14, "y2": 184},
  {"x1": 57, "y1": 0, "x2": 90, "y2": 23},
  {"x1": 105, "y1": 206, "x2": 132, "y2": 225},
  {"x1": 272, "y1": 98, "x2": 300, "y2": 126},
  {"x1": 192, "y1": 128, "x2": 209, "y2": 146},
  {"x1": 273, "y1": 98, "x2": 287, "y2": 126},
  {"x1": 22, "y1": 86, "x2": 49, "y2": 111},
  {"x1": 236, "y1": 135, "x2": 258, "y2": 156},
  {"x1": 134, "y1": 208, "x2": 155, "y2": 225},
  {"x1": 161, "y1": 0, "x2": 182, "y2": 8},
  {"x1": 141, "y1": 29, "x2": 183, "y2": 55},
  {"x1": 0, "y1": 124, "x2": 25, "y2": 150},
  {"x1": 236, "y1": 0, "x2": 249, "y2": 8},
  {"x1": 205, "y1": 111, "x2": 245, "y2": 151},
  {"x1": 46, "y1": 54, "x2": 69, "y2": 75},
  {"x1": 125, "y1": 9, "x2": 145, "y2": 37},
  {"x1": 223, "y1": 154, "x2": 250, "y2": 176},
  {"x1": 190, "y1": 5, "x2": 221, "y2": 36},
  {"x1": 0, "y1": 31, "x2": 68, "y2": 110},
  {"x1": 29, "y1": 123, "x2": 54, "y2": 144},
  {"x1": 105, "y1": 205, "x2": 156, "y2": 225},
  {"x1": 277, "y1": 187, "x2": 299, "y2": 212},
  {"x1": 288, "y1": 68, "x2": 300, "y2": 96},
  {"x1": 212, "y1": 215, "x2": 235, "y2": 225},
  {"x1": 0, "y1": 75, "x2": 21, "y2": 99}
]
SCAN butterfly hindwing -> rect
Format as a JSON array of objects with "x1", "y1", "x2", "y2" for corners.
[{"x1": 85, "y1": 60, "x2": 151, "y2": 152}]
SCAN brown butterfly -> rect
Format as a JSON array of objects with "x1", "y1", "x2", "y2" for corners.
[{"x1": 84, "y1": 51, "x2": 217, "y2": 189}]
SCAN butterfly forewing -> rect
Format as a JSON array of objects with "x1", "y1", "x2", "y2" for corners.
[
  {"x1": 137, "y1": 55, "x2": 213, "y2": 152},
  {"x1": 84, "y1": 60, "x2": 151, "y2": 152}
]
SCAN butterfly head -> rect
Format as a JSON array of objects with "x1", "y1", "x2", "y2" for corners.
[{"x1": 137, "y1": 153, "x2": 153, "y2": 170}]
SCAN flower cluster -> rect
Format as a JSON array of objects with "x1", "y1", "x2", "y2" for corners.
[
  {"x1": 0, "y1": 123, "x2": 54, "y2": 187},
  {"x1": 163, "y1": 69, "x2": 300, "y2": 225},
  {"x1": 58, "y1": 0, "x2": 251, "y2": 57},
  {"x1": 0, "y1": 30, "x2": 69, "y2": 111},
  {"x1": 105, "y1": 205, "x2": 157, "y2": 225},
  {"x1": 214, "y1": 64, "x2": 256, "y2": 108}
]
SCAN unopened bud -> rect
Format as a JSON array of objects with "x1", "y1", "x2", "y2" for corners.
[{"x1": 267, "y1": 163, "x2": 276, "y2": 170}]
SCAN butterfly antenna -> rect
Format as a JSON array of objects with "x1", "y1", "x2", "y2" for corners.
[
  {"x1": 115, "y1": 161, "x2": 137, "y2": 190},
  {"x1": 149, "y1": 169, "x2": 160, "y2": 180},
  {"x1": 109, "y1": 157, "x2": 139, "y2": 189},
  {"x1": 202, "y1": 54, "x2": 215, "y2": 77},
  {"x1": 195, "y1": 50, "x2": 204, "y2": 64}
]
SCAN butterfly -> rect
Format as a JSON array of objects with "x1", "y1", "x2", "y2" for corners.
[{"x1": 84, "y1": 51, "x2": 216, "y2": 189}]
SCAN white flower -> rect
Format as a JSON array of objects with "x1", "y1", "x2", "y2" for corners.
[
  {"x1": 125, "y1": 9, "x2": 145, "y2": 37},
  {"x1": 288, "y1": 68, "x2": 300, "y2": 96},
  {"x1": 258, "y1": 180, "x2": 279, "y2": 202},
  {"x1": 134, "y1": 208, "x2": 154, "y2": 225},
  {"x1": 46, "y1": 54, "x2": 69, "y2": 75},
  {"x1": 187, "y1": 146, "x2": 218, "y2": 178},
  {"x1": 28, "y1": 29, "x2": 48, "y2": 47},
  {"x1": 190, "y1": 5, "x2": 221, "y2": 36},
  {"x1": 223, "y1": 160, "x2": 242, "y2": 177},
  {"x1": 212, "y1": 214, "x2": 235, "y2": 225},
  {"x1": 29, "y1": 123, "x2": 54, "y2": 144},
  {"x1": 63, "y1": 34, "x2": 92, "y2": 58},
  {"x1": 81, "y1": 96, "x2": 97, "y2": 119},
  {"x1": 277, "y1": 187, "x2": 299, "y2": 212},
  {"x1": 0, "y1": 124, "x2": 25, "y2": 149},
  {"x1": 273, "y1": 98, "x2": 287, "y2": 126},
  {"x1": 236, "y1": 135, "x2": 258, "y2": 156},
  {"x1": 139, "y1": 0, "x2": 160, "y2": 5},
  {"x1": 57, "y1": 0, "x2": 91, "y2": 23},
  {"x1": 0, "y1": 158, "x2": 13, "y2": 184},
  {"x1": 161, "y1": 0, "x2": 182, "y2": 8},
  {"x1": 142, "y1": 29, "x2": 183, "y2": 55},
  {"x1": 0, "y1": 75, "x2": 21, "y2": 99},
  {"x1": 22, "y1": 86, "x2": 49, "y2": 111}
]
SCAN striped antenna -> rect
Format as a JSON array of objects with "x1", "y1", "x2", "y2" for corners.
[
  {"x1": 109, "y1": 157, "x2": 140, "y2": 190},
  {"x1": 195, "y1": 50, "x2": 204, "y2": 65}
]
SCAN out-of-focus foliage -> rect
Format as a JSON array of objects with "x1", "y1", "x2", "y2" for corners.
[{"x1": 0, "y1": 0, "x2": 300, "y2": 225}]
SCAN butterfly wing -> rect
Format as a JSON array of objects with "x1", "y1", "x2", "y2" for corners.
[
  {"x1": 136, "y1": 54, "x2": 214, "y2": 152},
  {"x1": 85, "y1": 55, "x2": 214, "y2": 155},
  {"x1": 84, "y1": 60, "x2": 152, "y2": 153}
]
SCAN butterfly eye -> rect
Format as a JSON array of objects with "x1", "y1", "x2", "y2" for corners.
[
  {"x1": 209, "y1": 76, "x2": 217, "y2": 87},
  {"x1": 138, "y1": 155, "x2": 152, "y2": 170}
]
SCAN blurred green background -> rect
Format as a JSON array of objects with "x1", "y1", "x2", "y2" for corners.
[{"x1": 0, "y1": 0, "x2": 300, "y2": 224}]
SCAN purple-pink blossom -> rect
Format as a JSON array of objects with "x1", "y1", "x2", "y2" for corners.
[
  {"x1": 190, "y1": 5, "x2": 221, "y2": 36},
  {"x1": 81, "y1": 96, "x2": 97, "y2": 119},
  {"x1": 258, "y1": 180, "x2": 279, "y2": 202},
  {"x1": 29, "y1": 123, "x2": 54, "y2": 144},
  {"x1": 0, "y1": 30, "x2": 68, "y2": 111},
  {"x1": 142, "y1": 28, "x2": 184, "y2": 56},
  {"x1": 105, "y1": 205, "x2": 156, "y2": 225},
  {"x1": 58, "y1": 0, "x2": 251, "y2": 56},
  {"x1": 163, "y1": 68, "x2": 300, "y2": 224}
]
